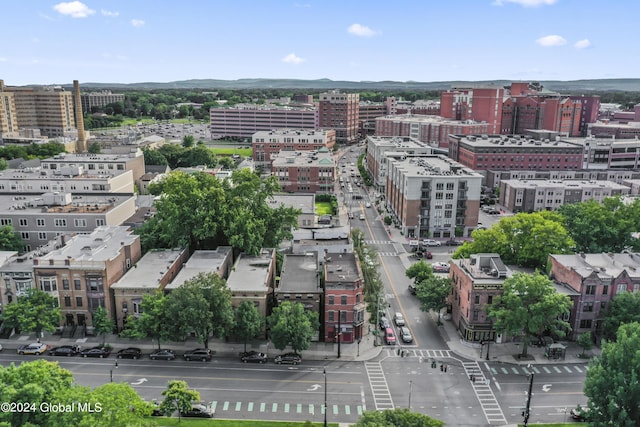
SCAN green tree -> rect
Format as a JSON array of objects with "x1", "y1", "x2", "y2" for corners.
[
  {"x1": 601, "y1": 291, "x2": 640, "y2": 342},
  {"x1": 584, "y1": 322, "x2": 640, "y2": 426},
  {"x1": 1, "y1": 289, "x2": 60, "y2": 338},
  {"x1": 405, "y1": 260, "x2": 435, "y2": 285},
  {"x1": 416, "y1": 276, "x2": 452, "y2": 326},
  {"x1": 0, "y1": 225, "x2": 24, "y2": 252},
  {"x1": 559, "y1": 197, "x2": 640, "y2": 253},
  {"x1": 92, "y1": 306, "x2": 115, "y2": 346},
  {"x1": 180, "y1": 145, "x2": 217, "y2": 168},
  {"x1": 234, "y1": 301, "x2": 265, "y2": 352},
  {"x1": 141, "y1": 147, "x2": 168, "y2": 166},
  {"x1": 159, "y1": 380, "x2": 200, "y2": 421},
  {"x1": 182, "y1": 134, "x2": 195, "y2": 148},
  {"x1": 454, "y1": 212, "x2": 574, "y2": 269},
  {"x1": 267, "y1": 301, "x2": 318, "y2": 354},
  {"x1": 353, "y1": 408, "x2": 444, "y2": 427},
  {"x1": 577, "y1": 331, "x2": 593, "y2": 357},
  {"x1": 0, "y1": 158, "x2": 8, "y2": 171},
  {"x1": 87, "y1": 142, "x2": 102, "y2": 154},
  {"x1": 121, "y1": 292, "x2": 171, "y2": 350},
  {"x1": 488, "y1": 272, "x2": 572, "y2": 358},
  {"x1": 0, "y1": 360, "x2": 73, "y2": 427},
  {"x1": 165, "y1": 273, "x2": 234, "y2": 348}
]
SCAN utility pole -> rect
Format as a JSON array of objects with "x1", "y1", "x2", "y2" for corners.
[
  {"x1": 323, "y1": 368, "x2": 327, "y2": 427},
  {"x1": 523, "y1": 368, "x2": 534, "y2": 426},
  {"x1": 337, "y1": 310, "x2": 342, "y2": 358}
]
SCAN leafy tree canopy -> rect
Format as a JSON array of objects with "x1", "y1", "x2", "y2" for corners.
[
  {"x1": 120, "y1": 292, "x2": 171, "y2": 350},
  {"x1": 267, "y1": 301, "x2": 319, "y2": 354},
  {"x1": 602, "y1": 291, "x2": 640, "y2": 342},
  {"x1": 488, "y1": 272, "x2": 572, "y2": 357},
  {"x1": 159, "y1": 380, "x2": 200, "y2": 419},
  {"x1": 416, "y1": 276, "x2": 452, "y2": 325},
  {"x1": 0, "y1": 289, "x2": 60, "y2": 337},
  {"x1": 558, "y1": 196, "x2": 640, "y2": 253},
  {"x1": 92, "y1": 306, "x2": 115, "y2": 346},
  {"x1": 354, "y1": 408, "x2": 444, "y2": 427},
  {"x1": 454, "y1": 211, "x2": 574, "y2": 269},
  {"x1": 234, "y1": 301, "x2": 265, "y2": 352},
  {"x1": 0, "y1": 225, "x2": 25, "y2": 252},
  {"x1": 585, "y1": 322, "x2": 640, "y2": 426}
]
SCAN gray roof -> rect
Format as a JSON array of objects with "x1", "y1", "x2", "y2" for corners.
[
  {"x1": 550, "y1": 252, "x2": 640, "y2": 280},
  {"x1": 165, "y1": 247, "x2": 233, "y2": 290},
  {"x1": 111, "y1": 248, "x2": 186, "y2": 290},
  {"x1": 37, "y1": 226, "x2": 137, "y2": 263},
  {"x1": 325, "y1": 252, "x2": 360, "y2": 284},
  {"x1": 279, "y1": 253, "x2": 320, "y2": 293},
  {"x1": 226, "y1": 248, "x2": 275, "y2": 292},
  {"x1": 268, "y1": 193, "x2": 314, "y2": 214}
]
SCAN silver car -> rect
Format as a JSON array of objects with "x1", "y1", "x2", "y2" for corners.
[{"x1": 400, "y1": 327, "x2": 413, "y2": 343}]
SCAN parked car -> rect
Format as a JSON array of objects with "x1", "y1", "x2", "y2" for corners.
[
  {"x1": 365, "y1": 202, "x2": 371, "y2": 208},
  {"x1": 393, "y1": 312, "x2": 405, "y2": 327},
  {"x1": 399, "y1": 327, "x2": 413, "y2": 343},
  {"x1": 347, "y1": 211, "x2": 354, "y2": 219},
  {"x1": 149, "y1": 349, "x2": 176, "y2": 361},
  {"x1": 422, "y1": 239, "x2": 441, "y2": 247},
  {"x1": 570, "y1": 405, "x2": 589, "y2": 421},
  {"x1": 359, "y1": 213, "x2": 365, "y2": 220},
  {"x1": 241, "y1": 351, "x2": 267, "y2": 364},
  {"x1": 48, "y1": 345, "x2": 80, "y2": 356},
  {"x1": 17, "y1": 342, "x2": 48, "y2": 355},
  {"x1": 379, "y1": 316, "x2": 391, "y2": 330},
  {"x1": 80, "y1": 347, "x2": 111, "y2": 358},
  {"x1": 274, "y1": 352, "x2": 301, "y2": 365},
  {"x1": 117, "y1": 347, "x2": 142, "y2": 359},
  {"x1": 432, "y1": 262, "x2": 450, "y2": 273},
  {"x1": 147, "y1": 400, "x2": 163, "y2": 416},
  {"x1": 408, "y1": 283, "x2": 417, "y2": 295},
  {"x1": 181, "y1": 403, "x2": 215, "y2": 418},
  {"x1": 183, "y1": 348, "x2": 212, "y2": 362},
  {"x1": 384, "y1": 328, "x2": 397, "y2": 345},
  {"x1": 535, "y1": 336, "x2": 554, "y2": 347},
  {"x1": 445, "y1": 238, "x2": 463, "y2": 246}
]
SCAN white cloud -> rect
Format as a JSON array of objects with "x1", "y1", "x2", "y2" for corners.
[
  {"x1": 53, "y1": 1, "x2": 95, "y2": 18},
  {"x1": 130, "y1": 19, "x2": 145, "y2": 27},
  {"x1": 282, "y1": 53, "x2": 305, "y2": 65},
  {"x1": 101, "y1": 9, "x2": 119, "y2": 17},
  {"x1": 493, "y1": 0, "x2": 557, "y2": 6},
  {"x1": 574, "y1": 39, "x2": 591, "y2": 49},
  {"x1": 536, "y1": 34, "x2": 567, "y2": 47},
  {"x1": 347, "y1": 23, "x2": 379, "y2": 38}
]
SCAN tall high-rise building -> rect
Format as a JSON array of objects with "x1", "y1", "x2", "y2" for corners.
[
  {"x1": 318, "y1": 91, "x2": 360, "y2": 144},
  {"x1": 0, "y1": 80, "x2": 19, "y2": 140}
]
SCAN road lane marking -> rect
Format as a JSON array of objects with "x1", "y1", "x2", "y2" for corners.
[
  {"x1": 260, "y1": 402, "x2": 266, "y2": 412},
  {"x1": 284, "y1": 403, "x2": 289, "y2": 413},
  {"x1": 272, "y1": 403, "x2": 278, "y2": 412},
  {"x1": 235, "y1": 402, "x2": 241, "y2": 411},
  {"x1": 223, "y1": 401, "x2": 229, "y2": 411},
  {"x1": 297, "y1": 403, "x2": 302, "y2": 413},
  {"x1": 309, "y1": 404, "x2": 314, "y2": 415},
  {"x1": 247, "y1": 402, "x2": 253, "y2": 412}
]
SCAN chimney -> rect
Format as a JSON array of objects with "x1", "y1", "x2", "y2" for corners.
[{"x1": 73, "y1": 80, "x2": 87, "y2": 153}]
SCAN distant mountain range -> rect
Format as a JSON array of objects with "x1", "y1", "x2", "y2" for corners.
[{"x1": 52, "y1": 78, "x2": 640, "y2": 92}]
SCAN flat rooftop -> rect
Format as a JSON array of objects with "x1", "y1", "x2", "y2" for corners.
[
  {"x1": 0, "y1": 193, "x2": 135, "y2": 215},
  {"x1": 271, "y1": 150, "x2": 334, "y2": 167},
  {"x1": 268, "y1": 194, "x2": 315, "y2": 214},
  {"x1": 279, "y1": 253, "x2": 320, "y2": 293},
  {"x1": 377, "y1": 114, "x2": 483, "y2": 125},
  {"x1": 226, "y1": 249, "x2": 274, "y2": 292},
  {"x1": 389, "y1": 155, "x2": 482, "y2": 178},
  {"x1": 501, "y1": 178, "x2": 630, "y2": 191},
  {"x1": 111, "y1": 248, "x2": 186, "y2": 290},
  {"x1": 455, "y1": 134, "x2": 580, "y2": 149},
  {"x1": 253, "y1": 129, "x2": 332, "y2": 137},
  {"x1": 165, "y1": 247, "x2": 232, "y2": 290},
  {"x1": 36, "y1": 226, "x2": 137, "y2": 263},
  {"x1": 325, "y1": 252, "x2": 360, "y2": 283}
]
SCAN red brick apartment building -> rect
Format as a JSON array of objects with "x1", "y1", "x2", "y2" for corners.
[
  {"x1": 252, "y1": 128, "x2": 336, "y2": 169},
  {"x1": 271, "y1": 148, "x2": 336, "y2": 194}
]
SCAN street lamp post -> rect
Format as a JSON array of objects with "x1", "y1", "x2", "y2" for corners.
[
  {"x1": 110, "y1": 361, "x2": 118, "y2": 383},
  {"x1": 337, "y1": 310, "x2": 342, "y2": 358},
  {"x1": 486, "y1": 318, "x2": 493, "y2": 361},
  {"x1": 523, "y1": 366, "x2": 534, "y2": 426},
  {"x1": 323, "y1": 368, "x2": 327, "y2": 427},
  {"x1": 408, "y1": 380, "x2": 413, "y2": 410}
]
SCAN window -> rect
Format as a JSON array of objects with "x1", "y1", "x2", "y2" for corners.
[
  {"x1": 487, "y1": 295, "x2": 493, "y2": 305},
  {"x1": 586, "y1": 285, "x2": 596, "y2": 295},
  {"x1": 472, "y1": 310, "x2": 479, "y2": 321},
  {"x1": 0, "y1": 219, "x2": 12, "y2": 226},
  {"x1": 54, "y1": 218, "x2": 67, "y2": 227},
  {"x1": 328, "y1": 311, "x2": 334, "y2": 322},
  {"x1": 617, "y1": 284, "x2": 627, "y2": 293},
  {"x1": 96, "y1": 219, "x2": 105, "y2": 226},
  {"x1": 76, "y1": 297, "x2": 83, "y2": 307},
  {"x1": 74, "y1": 219, "x2": 87, "y2": 227},
  {"x1": 62, "y1": 279, "x2": 69, "y2": 290},
  {"x1": 64, "y1": 296, "x2": 71, "y2": 307},
  {"x1": 40, "y1": 277, "x2": 57, "y2": 292},
  {"x1": 328, "y1": 295, "x2": 334, "y2": 305},
  {"x1": 20, "y1": 232, "x2": 29, "y2": 239},
  {"x1": 19, "y1": 218, "x2": 28, "y2": 227},
  {"x1": 340, "y1": 310, "x2": 347, "y2": 322},
  {"x1": 583, "y1": 302, "x2": 594, "y2": 312},
  {"x1": 38, "y1": 232, "x2": 47, "y2": 240},
  {"x1": 602, "y1": 285, "x2": 608, "y2": 295},
  {"x1": 74, "y1": 279, "x2": 81, "y2": 290},
  {"x1": 36, "y1": 218, "x2": 45, "y2": 227},
  {"x1": 474, "y1": 295, "x2": 480, "y2": 304},
  {"x1": 579, "y1": 319, "x2": 592, "y2": 329},
  {"x1": 341, "y1": 295, "x2": 347, "y2": 305}
]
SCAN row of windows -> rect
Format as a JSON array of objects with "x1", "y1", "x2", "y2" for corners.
[{"x1": 0, "y1": 218, "x2": 104, "y2": 229}]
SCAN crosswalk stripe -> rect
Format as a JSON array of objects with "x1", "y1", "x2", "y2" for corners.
[
  {"x1": 223, "y1": 401, "x2": 229, "y2": 411},
  {"x1": 501, "y1": 367, "x2": 509, "y2": 374},
  {"x1": 272, "y1": 403, "x2": 278, "y2": 412},
  {"x1": 284, "y1": 403, "x2": 290, "y2": 413},
  {"x1": 260, "y1": 402, "x2": 266, "y2": 412},
  {"x1": 211, "y1": 401, "x2": 218, "y2": 412},
  {"x1": 553, "y1": 366, "x2": 562, "y2": 373},
  {"x1": 532, "y1": 367, "x2": 540, "y2": 374},
  {"x1": 297, "y1": 404, "x2": 302, "y2": 414},
  {"x1": 333, "y1": 404, "x2": 339, "y2": 415},
  {"x1": 235, "y1": 401, "x2": 242, "y2": 411},
  {"x1": 564, "y1": 366, "x2": 573, "y2": 373},
  {"x1": 511, "y1": 367, "x2": 520, "y2": 374},
  {"x1": 357, "y1": 406, "x2": 363, "y2": 415},
  {"x1": 574, "y1": 366, "x2": 583, "y2": 373},
  {"x1": 345, "y1": 405, "x2": 351, "y2": 415},
  {"x1": 309, "y1": 404, "x2": 314, "y2": 415},
  {"x1": 543, "y1": 367, "x2": 551, "y2": 374},
  {"x1": 247, "y1": 402, "x2": 253, "y2": 412}
]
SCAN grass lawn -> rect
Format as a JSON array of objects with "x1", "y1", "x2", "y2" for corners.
[
  {"x1": 150, "y1": 418, "x2": 337, "y2": 427},
  {"x1": 210, "y1": 147, "x2": 253, "y2": 157},
  {"x1": 316, "y1": 202, "x2": 333, "y2": 216}
]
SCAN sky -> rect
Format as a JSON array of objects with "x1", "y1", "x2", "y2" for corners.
[{"x1": 1, "y1": 0, "x2": 638, "y2": 86}]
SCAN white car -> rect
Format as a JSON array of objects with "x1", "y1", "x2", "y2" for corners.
[
  {"x1": 394, "y1": 312, "x2": 405, "y2": 327},
  {"x1": 365, "y1": 202, "x2": 371, "y2": 208},
  {"x1": 423, "y1": 239, "x2": 441, "y2": 247},
  {"x1": 359, "y1": 213, "x2": 365, "y2": 220},
  {"x1": 432, "y1": 262, "x2": 450, "y2": 273}
]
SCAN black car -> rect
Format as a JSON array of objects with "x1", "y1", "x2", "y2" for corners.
[
  {"x1": 241, "y1": 351, "x2": 267, "y2": 363},
  {"x1": 48, "y1": 345, "x2": 80, "y2": 356},
  {"x1": 445, "y1": 239, "x2": 463, "y2": 246},
  {"x1": 274, "y1": 352, "x2": 301, "y2": 365},
  {"x1": 408, "y1": 283, "x2": 417, "y2": 295},
  {"x1": 149, "y1": 349, "x2": 175, "y2": 361},
  {"x1": 183, "y1": 348, "x2": 212, "y2": 362},
  {"x1": 116, "y1": 347, "x2": 142, "y2": 359},
  {"x1": 181, "y1": 403, "x2": 215, "y2": 418},
  {"x1": 80, "y1": 347, "x2": 111, "y2": 358}
]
